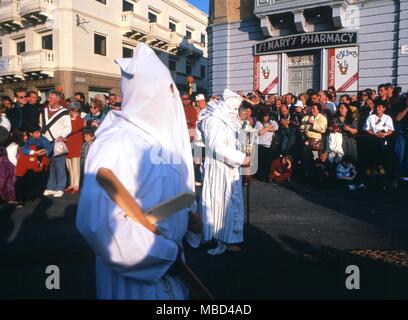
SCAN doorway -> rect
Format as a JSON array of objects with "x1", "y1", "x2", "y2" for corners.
[{"x1": 287, "y1": 50, "x2": 320, "y2": 96}]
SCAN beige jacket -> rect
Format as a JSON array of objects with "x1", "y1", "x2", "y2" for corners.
[{"x1": 300, "y1": 113, "x2": 328, "y2": 140}]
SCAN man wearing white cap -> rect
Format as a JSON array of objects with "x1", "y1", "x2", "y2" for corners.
[
  {"x1": 76, "y1": 43, "x2": 201, "y2": 300},
  {"x1": 201, "y1": 89, "x2": 251, "y2": 255}
]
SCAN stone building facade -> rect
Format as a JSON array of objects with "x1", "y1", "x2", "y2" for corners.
[
  {"x1": 0, "y1": 0, "x2": 208, "y2": 101},
  {"x1": 209, "y1": 0, "x2": 408, "y2": 96}
]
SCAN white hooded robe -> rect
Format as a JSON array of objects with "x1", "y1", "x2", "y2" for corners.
[
  {"x1": 76, "y1": 43, "x2": 200, "y2": 300},
  {"x1": 201, "y1": 90, "x2": 246, "y2": 245}
]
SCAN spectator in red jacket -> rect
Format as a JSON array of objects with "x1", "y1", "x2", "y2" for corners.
[{"x1": 65, "y1": 102, "x2": 85, "y2": 193}]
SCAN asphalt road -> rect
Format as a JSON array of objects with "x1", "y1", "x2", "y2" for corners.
[{"x1": 0, "y1": 180, "x2": 407, "y2": 300}]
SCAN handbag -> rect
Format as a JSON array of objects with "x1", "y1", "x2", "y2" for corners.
[
  {"x1": 308, "y1": 138, "x2": 322, "y2": 151},
  {"x1": 53, "y1": 141, "x2": 69, "y2": 157}
]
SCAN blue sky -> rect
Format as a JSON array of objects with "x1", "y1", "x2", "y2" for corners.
[{"x1": 187, "y1": 0, "x2": 209, "y2": 14}]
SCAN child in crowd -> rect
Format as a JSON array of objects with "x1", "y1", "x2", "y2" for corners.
[
  {"x1": 269, "y1": 155, "x2": 293, "y2": 183},
  {"x1": 0, "y1": 127, "x2": 15, "y2": 204},
  {"x1": 312, "y1": 151, "x2": 336, "y2": 187},
  {"x1": 80, "y1": 127, "x2": 96, "y2": 187},
  {"x1": 15, "y1": 126, "x2": 52, "y2": 206},
  {"x1": 336, "y1": 156, "x2": 365, "y2": 191}
]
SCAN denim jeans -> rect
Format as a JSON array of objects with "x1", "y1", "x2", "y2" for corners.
[
  {"x1": 395, "y1": 128, "x2": 408, "y2": 176},
  {"x1": 47, "y1": 154, "x2": 67, "y2": 191}
]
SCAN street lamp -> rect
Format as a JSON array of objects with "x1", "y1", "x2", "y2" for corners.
[{"x1": 186, "y1": 75, "x2": 194, "y2": 95}]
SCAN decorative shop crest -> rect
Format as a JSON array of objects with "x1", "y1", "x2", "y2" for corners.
[
  {"x1": 261, "y1": 67, "x2": 270, "y2": 79},
  {"x1": 337, "y1": 60, "x2": 349, "y2": 75}
]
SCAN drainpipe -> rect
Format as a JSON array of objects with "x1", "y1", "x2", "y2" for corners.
[{"x1": 395, "y1": 0, "x2": 401, "y2": 87}]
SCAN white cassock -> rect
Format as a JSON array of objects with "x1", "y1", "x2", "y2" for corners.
[
  {"x1": 76, "y1": 43, "x2": 200, "y2": 300},
  {"x1": 201, "y1": 90, "x2": 246, "y2": 249}
]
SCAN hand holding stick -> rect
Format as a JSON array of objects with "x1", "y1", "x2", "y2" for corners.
[{"x1": 96, "y1": 168, "x2": 214, "y2": 300}]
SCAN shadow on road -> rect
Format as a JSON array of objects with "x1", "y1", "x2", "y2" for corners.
[
  {"x1": 0, "y1": 198, "x2": 96, "y2": 300},
  {"x1": 185, "y1": 224, "x2": 408, "y2": 300},
  {"x1": 271, "y1": 180, "x2": 408, "y2": 236}
]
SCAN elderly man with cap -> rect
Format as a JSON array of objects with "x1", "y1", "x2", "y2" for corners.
[
  {"x1": 40, "y1": 90, "x2": 71, "y2": 198},
  {"x1": 76, "y1": 43, "x2": 202, "y2": 300}
]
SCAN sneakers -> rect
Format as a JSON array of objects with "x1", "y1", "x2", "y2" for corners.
[
  {"x1": 43, "y1": 190, "x2": 56, "y2": 197},
  {"x1": 16, "y1": 202, "x2": 24, "y2": 208},
  {"x1": 357, "y1": 183, "x2": 366, "y2": 190},
  {"x1": 53, "y1": 191, "x2": 64, "y2": 198},
  {"x1": 207, "y1": 241, "x2": 226, "y2": 256}
]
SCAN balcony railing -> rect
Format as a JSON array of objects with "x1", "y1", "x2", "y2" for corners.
[
  {"x1": 189, "y1": 39, "x2": 205, "y2": 56},
  {"x1": 0, "y1": 0, "x2": 22, "y2": 30},
  {"x1": 21, "y1": 49, "x2": 55, "y2": 76},
  {"x1": 177, "y1": 38, "x2": 204, "y2": 58},
  {"x1": 148, "y1": 23, "x2": 172, "y2": 44},
  {"x1": 121, "y1": 11, "x2": 150, "y2": 40},
  {"x1": 0, "y1": 55, "x2": 23, "y2": 80},
  {"x1": 20, "y1": 0, "x2": 54, "y2": 22}
]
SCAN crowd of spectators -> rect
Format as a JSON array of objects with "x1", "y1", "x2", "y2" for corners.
[
  {"x1": 182, "y1": 84, "x2": 408, "y2": 191},
  {"x1": 234, "y1": 84, "x2": 408, "y2": 190},
  {"x1": 1, "y1": 82, "x2": 408, "y2": 208},
  {"x1": 0, "y1": 88, "x2": 121, "y2": 207}
]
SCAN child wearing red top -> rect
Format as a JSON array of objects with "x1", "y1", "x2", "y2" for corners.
[
  {"x1": 269, "y1": 155, "x2": 293, "y2": 183},
  {"x1": 65, "y1": 103, "x2": 85, "y2": 193}
]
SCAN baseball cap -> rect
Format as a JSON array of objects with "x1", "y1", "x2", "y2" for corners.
[
  {"x1": 294, "y1": 100, "x2": 304, "y2": 109},
  {"x1": 195, "y1": 94, "x2": 205, "y2": 101}
]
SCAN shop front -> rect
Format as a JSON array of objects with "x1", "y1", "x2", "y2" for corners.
[{"x1": 253, "y1": 31, "x2": 359, "y2": 96}]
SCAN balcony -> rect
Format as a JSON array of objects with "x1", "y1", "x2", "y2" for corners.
[
  {"x1": 0, "y1": 55, "x2": 24, "y2": 81},
  {"x1": 188, "y1": 39, "x2": 204, "y2": 57},
  {"x1": 254, "y1": 0, "x2": 356, "y2": 16},
  {"x1": 146, "y1": 23, "x2": 173, "y2": 50},
  {"x1": 20, "y1": 0, "x2": 54, "y2": 23},
  {"x1": 21, "y1": 49, "x2": 55, "y2": 78},
  {"x1": 255, "y1": 0, "x2": 359, "y2": 36},
  {"x1": 121, "y1": 11, "x2": 150, "y2": 40},
  {"x1": 0, "y1": 0, "x2": 22, "y2": 31},
  {"x1": 176, "y1": 38, "x2": 204, "y2": 58},
  {"x1": 168, "y1": 31, "x2": 185, "y2": 53}
]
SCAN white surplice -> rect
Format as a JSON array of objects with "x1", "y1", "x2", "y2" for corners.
[
  {"x1": 201, "y1": 90, "x2": 246, "y2": 245},
  {"x1": 76, "y1": 43, "x2": 200, "y2": 300}
]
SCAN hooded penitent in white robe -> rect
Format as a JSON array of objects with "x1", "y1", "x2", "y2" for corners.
[
  {"x1": 76, "y1": 43, "x2": 200, "y2": 300},
  {"x1": 201, "y1": 90, "x2": 246, "y2": 254}
]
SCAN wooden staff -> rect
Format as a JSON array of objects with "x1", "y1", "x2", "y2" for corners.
[
  {"x1": 244, "y1": 130, "x2": 253, "y2": 228},
  {"x1": 96, "y1": 168, "x2": 214, "y2": 300}
]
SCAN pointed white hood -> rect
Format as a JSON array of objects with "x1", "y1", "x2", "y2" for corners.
[
  {"x1": 96, "y1": 43, "x2": 195, "y2": 192},
  {"x1": 211, "y1": 89, "x2": 243, "y2": 129}
]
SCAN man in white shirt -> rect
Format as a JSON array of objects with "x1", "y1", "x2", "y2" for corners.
[
  {"x1": 0, "y1": 112, "x2": 11, "y2": 132},
  {"x1": 40, "y1": 91, "x2": 72, "y2": 198},
  {"x1": 364, "y1": 105, "x2": 394, "y2": 136}
]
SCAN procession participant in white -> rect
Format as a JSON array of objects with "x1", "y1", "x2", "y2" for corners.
[
  {"x1": 76, "y1": 43, "x2": 201, "y2": 300},
  {"x1": 201, "y1": 89, "x2": 251, "y2": 255}
]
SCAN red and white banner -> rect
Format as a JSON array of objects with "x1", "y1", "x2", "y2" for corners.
[
  {"x1": 328, "y1": 46, "x2": 359, "y2": 92},
  {"x1": 254, "y1": 54, "x2": 279, "y2": 94}
]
